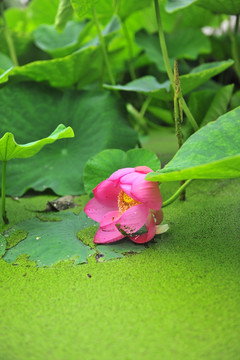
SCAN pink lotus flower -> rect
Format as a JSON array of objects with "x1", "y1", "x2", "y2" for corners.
[{"x1": 84, "y1": 166, "x2": 166, "y2": 244}]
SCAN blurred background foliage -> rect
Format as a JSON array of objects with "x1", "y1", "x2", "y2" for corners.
[{"x1": 0, "y1": 0, "x2": 239, "y2": 195}]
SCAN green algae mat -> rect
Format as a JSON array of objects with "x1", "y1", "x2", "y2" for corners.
[{"x1": 0, "y1": 178, "x2": 239, "y2": 360}]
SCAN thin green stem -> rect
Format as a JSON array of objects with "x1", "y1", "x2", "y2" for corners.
[
  {"x1": 234, "y1": 14, "x2": 239, "y2": 35},
  {"x1": 4, "y1": 29, "x2": 19, "y2": 66},
  {"x1": 140, "y1": 96, "x2": 152, "y2": 117},
  {"x1": 174, "y1": 59, "x2": 187, "y2": 200},
  {"x1": 92, "y1": 7, "x2": 115, "y2": 85},
  {"x1": 127, "y1": 103, "x2": 148, "y2": 132},
  {"x1": 162, "y1": 179, "x2": 193, "y2": 208},
  {"x1": 153, "y1": 0, "x2": 198, "y2": 132},
  {"x1": 230, "y1": 15, "x2": 240, "y2": 82},
  {"x1": 181, "y1": 98, "x2": 198, "y2": 131},
  {"x1": 122, "y1": 21, "x2": 136, "y2": 80},
  {"x1": 154, "y1": 0, "x2": 173, "y2": 83},
  {"x1": 0, "y1": 2, "x2": 18, "y2": 66},
  {"x1": 174, "y1": 59, "x2": 183, "y2": 148},
  {"x1": 1, "y1": 161, "x2": 9, "y2": 224},
  {"x1": 113, "y1": 0, "x2": 121, "y2": 16}
]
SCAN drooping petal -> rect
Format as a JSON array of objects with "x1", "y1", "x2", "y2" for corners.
[
  {"x1": 130, "y1": 213, "x2": 156, "y2": 244},
  {"x1": 93, "y1": 179, "x2": 120, "y2": 207},
  {"x1": 131, "y1": 176, "x2": 162, "y2": 210},
  {"x1": 84, "y1": 197, "x2": 118, "y2": 222},
  {"x1": 116, "y1": 204, "x2": 149, "y2": 236},
  {"x1": 94, "y1": 210, "x2": 124, "y2": 243},
  {"x1": 135, "y1": 166, "x2": 153, "y2": 174},
  {"x1": 99, "y1": 210, "x2": 121, "y2": 228},
  {"x1": 108, "y1": 168, "x2": 134, "y2": 181},
  {"x1": 94, "y1": 227, "x2": 124, "y2": 244}
]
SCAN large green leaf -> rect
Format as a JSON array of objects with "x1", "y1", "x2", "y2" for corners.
[
  {"x1": 146, "y1": 107, "x2": 240, "y2": 182},
  {"x1": 3, "y1": 212, "x2": 95, "y2": 266},
  {"x1": 27, "y1": 0, "x2": 60, "y2": 27},
  {"x1": 166, "y1": 0, "x2": 240, "y2": 14},
  {"x1": 105, "y1": 75, "x2": 171, "y2": 94},
  {"x1": 198, "y1": 0, "x2": 240, "y2": 15},
  {"x1": 3, "y1": 0, "x2": 64, "y2": 34},
  {"x1": 3, "y1": 211, "x2": 149, "y2": 266},
  {"x1": 71, "y1": 0, "x2": 151, "y2": 20},
  {"x1": 0, "y1": 83, "x2": 137, "y2": 196},
  {"x1": 34, "y1": 15, "x2": 119, "y2": 59},
  {"x1": 4, "y1": 7, "x2": 31, "y2": 33},
  {"x1": 83, "y1": 148, "x2": 161, "y2": 194},
  {"x1": 166, "y1": 0, "x2": 198, "y2": 12},
  {"x1": 135, "y1": 29, "x2": 211, "y2": 72},
  {"x1": 0, "y1": 125, "x2": 74, "y2": 162},
  {"x1": 200, "y1": 84, "x2": 234, "y2": 127},
  {"x1": 188, "y1": 89, "x2": 216, "y2": 126},
  {"x1": 199, "y1": 0, "x2": 240, "y2": 14},
  {"x1": 113, "y1": 0, "x2": 152, "y2": 20},
  {"x1": 104, "y1": 60, "x2": 234, "y2": 101},
  {"x1": 6, "y1": 46, "x2": 102, "y2": 88},
  {"x1": 177, "y1": 61, "x2": 234, "y2": 97},
  {"x1": 186, "y1": 84, "x2": 234, "y2": 137},
  {"x1": 3, "y1": 15, "x2": 120, "y2": 87},
  {"x1": 71, "y1": 0, "x2": 99, "y2": 18},
  {"x1": 33, "y1": 21, "x2": 87, "y2": 58}
]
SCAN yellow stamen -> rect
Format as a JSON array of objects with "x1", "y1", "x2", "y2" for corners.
[
  {"x1": 123, "y1": 192, "x2": 134, "y2": 204},
  {"x1": 118, "y1": 190, "x2": 141, "y2": 214}
]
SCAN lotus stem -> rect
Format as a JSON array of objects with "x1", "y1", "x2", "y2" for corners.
[
  {"x1": 140, "y1": 96, "x2": 152, "y2": 117},
  {"x1": 230, "y1": 15, "x2": 240, "y2": 82},
  {"x1": 113, "y1": 0, "x2": 121, "y2": 14},
  {"x1": 122, "y1": 21, "x2": 136, "y2": 80},
  {"x1": 162, "y1": 179, "x2": 193, "y2": 208},
  {"x1": 127, "y1": 103, "x2": 148, "y2": 132},
  {"x1": 153, "y1": 0, "x2": 198, "y2": 131},
  {"x1": 92, "y1": 7, "x2": 115, "y2": 85},
  {"x1": 174, "y1": 59, "x2": 186, "y2": 200},
  {"x1": 0, "y1": 2, "x2": 18, "y2": 66},
  {"x1": 1, "y1": 161, "x2": 9, "y2": 224}
]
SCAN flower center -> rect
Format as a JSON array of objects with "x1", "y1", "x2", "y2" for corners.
[{"x1": 118, "y1": 190, "x2": 141, "y2": 214}]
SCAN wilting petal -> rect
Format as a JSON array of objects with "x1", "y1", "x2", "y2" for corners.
[
  {"x1": 130, "y1": 213, "x2": 156, "y2": 244},
  {"x1": 93, "y1": 179, "x2": 120, "y2": 207},
  {"x1": 153, "y1": 209, "x2": 164, "y2": 225},
  {"x1": 156, "y1": 224, "x2": 169, "y2": 234},
  {"x1": 84, "y1": 197, "x2": 117, "y2": 222},
  {"x1": 94, "y1": 227, "x2": 124, "y2": 244},
  {"x1": 116, "y1": 204, "x2": 149, "y2": 236},
  {"x1": 131, "y1": 176, "x2": 162, "y2": 210},
  {"x1": 109, "y1": 168, "x2": 134, "y2": 181},
  {"x1": 135, "y1": 166, "x2": 153, "y2": 174}
]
